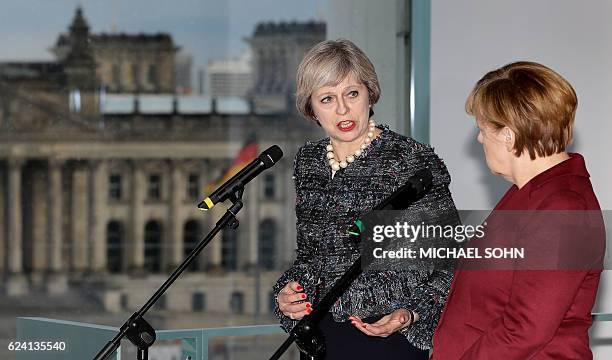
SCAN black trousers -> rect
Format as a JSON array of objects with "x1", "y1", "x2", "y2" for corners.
[{"x1": 314, "y1": 313, "x2": 429, "y2": 360}]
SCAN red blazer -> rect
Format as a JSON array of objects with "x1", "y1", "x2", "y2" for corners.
[{"x1": 431, "y1": 154, "x2": 604, "y2": 359}]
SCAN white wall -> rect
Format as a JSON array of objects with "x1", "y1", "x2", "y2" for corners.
[{"x1": 430, "y1": 0, "x2": 612, "y2": 357}]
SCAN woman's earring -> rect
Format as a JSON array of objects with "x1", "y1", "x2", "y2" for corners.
[{"x1": 505, "y1": 132, "x2": 513, "y2": 152}]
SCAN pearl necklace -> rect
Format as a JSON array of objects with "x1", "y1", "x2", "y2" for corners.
[{"x1": 327, "y1": 120, "x2": 377, "y2": 171}]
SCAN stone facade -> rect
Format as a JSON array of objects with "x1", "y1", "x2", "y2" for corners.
[
  {"x1": 246, "y1": 21, "x2": 326, "y2": 113},
  {"x1": 53, "y1": 8, "x2": 177, "y2": 94},
  {"x1": 0, "y1": 7, "x2": 325, "y2": 315}
]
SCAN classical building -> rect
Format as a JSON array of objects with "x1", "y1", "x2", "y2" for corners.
[
  {"x1": 52, "y1": 8, "x2": 178, "y2": 94},
  {"x1": 246, "y1": 21, "x2": 326, "y2": 113},
  {"x1": 0, "y1": 7, "x2": 325, "y2": 316}
]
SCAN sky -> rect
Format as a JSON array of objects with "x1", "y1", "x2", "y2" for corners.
[{"x1": 0, "y1": 0, "x2": 328, "y2": 71}]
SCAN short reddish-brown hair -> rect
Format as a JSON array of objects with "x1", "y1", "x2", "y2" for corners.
[{"x1": 466, "y1": 61, "x2": 577, "y2": 160}]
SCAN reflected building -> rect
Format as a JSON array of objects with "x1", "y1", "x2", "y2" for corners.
[
  {"x1": 175, "y1": 53, "x2": 194, "y2": 94},
  {"x1": 52, "y1": 8, "x2": 177, "y2": 94},
  {"x1": 247, "y1": 21, "x2": 326, "y2": 113},
  {"x1": 0, "y1": 7, "x2": 325, "y2": 316},
  {"x1": 207, "y1": 51, "x2": 253, "y2": 98}
]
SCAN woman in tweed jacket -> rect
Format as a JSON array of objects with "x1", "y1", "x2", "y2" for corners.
[{"x1": 273, "y1": 39, "x2": 458, "y2": 359}]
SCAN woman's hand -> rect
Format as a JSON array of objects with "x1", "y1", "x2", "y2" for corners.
[
  {"x1": 277, "y1": 281, "x2": 312, "y2": 320},
  {"x1": 349, "y1": 309, "x2": 418, "y2": 337}
]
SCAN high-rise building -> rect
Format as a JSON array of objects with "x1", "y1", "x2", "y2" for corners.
[
  {"x1": 207, "y1": 51, "x2": 253, "y2": 98},
  {"x1": 175, "y1": 53, "x2": 193, "y2": 94}
]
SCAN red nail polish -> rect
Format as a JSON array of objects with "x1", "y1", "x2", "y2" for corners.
[
  {"x1": 296, "y1": 285, "x2": 303, "y2": 291},
  {"x1": 301, "y1": 294, "x2": 306, "y2": 299},
  {"x1": 362, "y1": 325, "x2": 367, "y2": 328},
  {"x1": 307, "y1": 308, "x2": 312, "y2": 314},
  {"x1": 306, "y1": 303, "x2": 311, "y2": 308}
]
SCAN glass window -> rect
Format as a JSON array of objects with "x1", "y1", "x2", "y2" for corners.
[
  {"x1": 230, "y1": 292, "x2": 244, "y2": 314},
  {"x1": 106, "y1": 220, "x2": 123, "y2": 273},
  {"x1": 184, "y1": 220, "x2": 201, "y2": 271},
  {"x1": 109, "y1": 174, "x2": 122, "y2": 200},
  {"x1": 144, "y1": 220, "x2": 162, "y2": 272},
  {"x1": 112, "y1": 64, "x2": 122, "y2": 90},
  {"x1": 263, "y1": 173, "x2": 275, "y2": 199},
  {"x1": 147, "y1": 173, "x2": 161, "y2": 200},
  {"x1": 0, "y1": 0, "x2": 413, "y2": 335},
  {"x1": 148, "y1": 64, "x2": 158, "y2": 88},
  {"x1": 192, "y1": 292, "x2": 206, "y2": 311},
  {"x1": 187, "y1": 173, "x2": 200, "y2": 199},
  {"x1": 258, "y1": 218, "x2": 276, "y2": 270},
  {"x1": 221, "y1": 229, "x2": 238, "y2": 271}
]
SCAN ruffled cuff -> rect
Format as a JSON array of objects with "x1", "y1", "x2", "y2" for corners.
[
  {"x1": 398, "y1": 269, "x2": 453, "y2": 350},
  {"x1": 272, "y1": 263, "x2": 318, "y2": 332}
]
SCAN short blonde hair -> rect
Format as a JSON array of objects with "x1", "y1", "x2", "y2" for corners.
[
  {"x1": 296, "y1": 39, "x2": 381, "y2": 121},
  {"x1": 466, "y1": 61, "x2": 577, "y2": 160}
]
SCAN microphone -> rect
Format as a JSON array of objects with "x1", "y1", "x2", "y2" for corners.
[
  {"x1": 198, "y1": 145, "x2": 283, "y2": 210},
  {"x1": 348, "y1": 168, "x2": 433, "y2": 236}
]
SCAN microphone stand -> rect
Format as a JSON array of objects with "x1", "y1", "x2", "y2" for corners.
[
  {"x1": 269, "y1": 250, "x2": 363, "y2": 360},
  {"x1": 93, "y1": 188, "x2": 246, "y2": 360}
]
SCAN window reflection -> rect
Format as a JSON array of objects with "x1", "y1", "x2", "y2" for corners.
[
  {"x1": 106, "y1": 220, "x2": 124, "y2": 273},
  {"x1": 184, "y1": 220, "x2": 201, "y2": 271},
  {"x1": 0, "y1": 2, "x2": 411, "y2": 355},
  {"x1": 144, "y1": 220, "x2": 163, "y2": 272}
]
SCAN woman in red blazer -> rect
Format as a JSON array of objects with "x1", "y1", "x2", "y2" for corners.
[{"x1": 431, "y1": 61, "x2": 605, "y2": 359}]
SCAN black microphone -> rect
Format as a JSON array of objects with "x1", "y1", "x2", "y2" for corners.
[
  {"x1": 198, "y1": 145, "x2": 283, "y2": 210},
  {"x1": 348, "y1": 168, "x2": 433, "y2": 236}
]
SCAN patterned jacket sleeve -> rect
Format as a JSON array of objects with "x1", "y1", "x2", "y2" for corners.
[
  {"x1": 272, "y1": 147, "x2": 319, "y2": 332},
  {"x1": 397, "y1": 146, "x2": 459, "y2": 349}
]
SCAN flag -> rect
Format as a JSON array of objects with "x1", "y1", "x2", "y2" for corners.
[{"x1": 204, "y1": 139, "x2": 258, "y2": 195}]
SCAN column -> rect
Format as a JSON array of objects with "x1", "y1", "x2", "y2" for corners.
[
  {"x1": 167, "y1": 160, "x2": 183, "y2": 270},
  {"x1": 205, "y1": 159, "x2": 222, "y2": 270},
  {"x1": 7, "y1": 157, "x2": 24, "y2": 273},
  {"x1": 31, "y1": 165, "x2": 48, "y2": 283},
  {"x1": 130, "y1": 161, "x2": 145, "y2": 272},
  {"x1": 89, "y1": 160, "x2": 108, "y2": 272},
  {"x1": 47, "y1": 158, "x2": 63, "y2": 272},
  {"x1": 246, "y1": 174, "x2": 260, "y2": 268},
  {"x1": 46, "y1": 158, "x2": 67, "y2": 294},
  {"x1": 6, "y1": 157, "x2": 27, "y2": 295},
  {"x1": 71, "y1": 164, "x2": 89, "y2": 271}
]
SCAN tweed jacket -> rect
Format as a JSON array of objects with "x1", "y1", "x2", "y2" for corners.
[{"x1": 273, "y1": 126, "x2": 459, "y2": 349}]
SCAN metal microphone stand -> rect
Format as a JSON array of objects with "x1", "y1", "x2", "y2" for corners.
[
  {"x1": 269, "y1": 251, "x2": 363, "y2": 360},
  {"x1": 93, "y1": 188, "x2": 245, "y2": 360}
]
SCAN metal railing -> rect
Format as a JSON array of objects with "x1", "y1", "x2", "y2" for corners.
[
  {"x1": 15, "y1": 314, "x2": 612, "y2": 359},
  {"x1": 16, "y1": 317, "x2": 285, "y2": 360}
]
